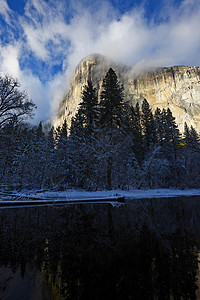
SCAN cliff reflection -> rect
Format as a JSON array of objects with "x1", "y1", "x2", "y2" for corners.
[{"x1": 0, "y1": 197, "x2": 200, "y2": 299}]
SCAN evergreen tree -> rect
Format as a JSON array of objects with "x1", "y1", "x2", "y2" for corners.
[
  {"x1": 98, "y1": 68, "x2": 127, "y2": 189},
  {"x1": 68, "y1": 111, "x2": 93, "y2": 188},
  {"x1": 57, "y1": 119, "x2": 68, "y2": 147},
  {"x1": 183, "y1": 122, "x2": 190, "y2": 149},
  {"x1": 31, "y1": 122, "x2": 47, "y2": 189},
  {"x1": 99, "y1": 68, "x2": 126, "y2": 132},
  {"x1": 1, "y1": 122, "x2": 37, "y2": 189},
  {"x1": 55, "y1": 119, "x2": 71, "y2": 189},
  {"x1": 78, "y1": 81, "x2": 99, "y2": 136},
  {"x1": 47, "y1": 126, "x2": 56, "y2": 150},
  {"x1": 163, "y1": 108, "x2": 181, "y2": 148},
  {"x1": 70, "y1": 110, "x2": 85, "y2": 140},
  {"x1": 127, "y1": 103, "x2": 143, "y2": 163},
  {"x1": 0, "y1": 120, "x2": 20, "y2": 187},
  {"x1": 189, "y1": 125, "x2": 200, "y2": 150},
  {"x1": 154, "y1": 107, "x2": 165, "y2": 144},
  {"x1": 141, "y1": 99, "x2": 156, "y2": 152},
  {"x1": 161, "y1": 108, "x2": 181, "y2": 185},
  {"x1": 36, "y1": 121, "x2": 44, "y2": 139},
  {"x1": 45, "y1": 126, "x2": 57, "y2": 188},
  {"x1": 15, "y1": 124, "x2": 36, "y2": 189}
]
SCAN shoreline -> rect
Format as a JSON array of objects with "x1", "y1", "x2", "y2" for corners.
[{"x1": 1, "y1": 188, "x2": 200, "y2": 204}]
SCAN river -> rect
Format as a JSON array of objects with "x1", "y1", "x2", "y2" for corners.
[{"x1": 0, "y1": 197, "x2": 200, "y2": 299}]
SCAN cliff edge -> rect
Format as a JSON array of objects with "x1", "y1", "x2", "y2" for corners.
[{"x1": 55, "y1": 54, "x2": 200, "y2": 132}]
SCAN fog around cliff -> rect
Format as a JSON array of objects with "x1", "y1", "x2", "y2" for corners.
[{"x1": 0, "y1": 0, "x2": 200, "y2": 123}]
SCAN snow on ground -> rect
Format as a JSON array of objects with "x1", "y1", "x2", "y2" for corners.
[
  {"x1": 1, "y1": 188, "x2": 200, "y2": 202},
  {"x1": 24, "y1": 188, "x2": 200, "y2": 200}
]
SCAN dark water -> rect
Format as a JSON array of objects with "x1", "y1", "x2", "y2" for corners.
[{"x1": 1, "y1": 197, "x2": 200, "y2": 300}]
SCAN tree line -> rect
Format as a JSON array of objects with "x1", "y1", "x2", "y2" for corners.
[{"x1": 0, "y1": 69, "x2": 200, "y2": 190}]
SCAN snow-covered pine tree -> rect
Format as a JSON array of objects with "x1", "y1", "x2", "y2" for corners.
[
  {"x1": 78, "y1": 81, "x2": 99, "y2": 137},
  {"x1": 141, "y1": 99, "x2": 156, "y2": 153},
  {"x1": 127, "y1": 103, "x2": 143, "y2": 163},
  {"x1": 54, "y1": 119, "x2": 71, "y2": 189},
  {"x1": 98, "y1": 68, "x2": 128, "y2": 189},
  {"x1": 57, "y1": 119, "x2": 68, "y2": 148},
  {"x1": 31, "y1": 122, "x2": 47, "y2": 189},
  {"x1": 44, "y1": 126, "x2": 57, "y2": 188},
  {"x1": 183, "y1": 122, "x2": 200, "y2": 152},
  {"x1": 189, "y1": 125, "x2": 200, "y2": 151},
  {"x1": 161, "y1": 108, "x2": 182, "y2": 186},
  {"x1": 183, "y1": 122, "x2": 190, "y2": 146},
  {"x1": 15, "y1": 123, "x2": 36, "y2": 189},
  {"x1": 154, "y1": 107, "x2": 165, "y2": 145},
  {"x1": 70, "y1": 110, "x2": 84, "y2": 140},
  {"x1": 163, "y1": 108, "x2": 181, "y2": 150},
  {"x1": 99, "y1": 68, "x2": 126, "y2": 133},
  {"x1": 68, "y1": 109, "x2": 98, "y2": 189},
  {"x1": 0, "y1": 120, "x2": 20, "y2": 187}
]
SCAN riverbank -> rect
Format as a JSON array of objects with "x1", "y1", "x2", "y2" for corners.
[{"x1": 1, "y1": 188, "x2": 200, "y2": 203}]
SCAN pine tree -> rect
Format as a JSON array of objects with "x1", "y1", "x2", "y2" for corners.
[
  {"x1": 47, "y1": 126, "x2": 56, "y2": 150},
  {"x1": 45, "y1": 126, "x2": 57, "y2": 188},
  {"x1": 141, "y1": 99, "x2": 156, "y2": 152},
  {"x1": 32, "y1": 122, "x2": 47, "y2": 189},
  {"x1": 69, "y1": 111, "x2": 94, "y2": 188},
  {"x1": 98, "y1": 68, "x2": 127, "y2": 189},
  {"x1": 0, "y1": 121, "x2": 20, "y2": 187},
  {"x1": 154, "y1": 107, "x2": 165, "y2": 144},
  {"x1": 7, "y1": 122, "x2": 36, "y2": 189},
  {"x1": 189, "y1": 125, "x2": 200, "y2": 150},
  {"x1": 70, "y1": 110, "x2": 85, "y2": 140},
  {"x1": 55, "y1": 119, "x2": 70, "y2": 189},
  {"x1": 183, "y1": 122, "x2": 190, "y2": 149},
  {"x1": 127, "y1": 103, "x2": 143, "y2": 163},
  {"x1": 99, "y1": 68, "x2": 126, "y2": 133},
  {"x1": 57, "y1": 119, "x2": 68, "y2": 147},
  {"x1": 78, "y1": 81, "x2": 99, "y2": 136},
  {"x1": 36, "y1": 121, "x2": 44, "y2": 139},
  {"x1": 163, "y1": 108, "x2": 181, "y2": 148}
]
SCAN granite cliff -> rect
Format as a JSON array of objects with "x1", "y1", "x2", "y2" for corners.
[{"x1": 55, "y1": 54, "x2": 200, "y2": 132}]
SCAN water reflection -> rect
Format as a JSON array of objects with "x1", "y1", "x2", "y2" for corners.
[{"x1": 0, "y1": 197, "x2": 200, "y2": 299}]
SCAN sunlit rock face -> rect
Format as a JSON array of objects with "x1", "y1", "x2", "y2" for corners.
[{"x1": 55, "y1": 53, "x2": 200, "y2": 132}]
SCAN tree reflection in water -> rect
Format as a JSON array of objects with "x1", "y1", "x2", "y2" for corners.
[{"x1": 0, "y1": 197, "x2": 200, "y2": 299}]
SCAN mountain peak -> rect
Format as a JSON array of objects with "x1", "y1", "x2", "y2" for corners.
[{"x1": 55, "y1": 54, "x2": 200, "y2": 132}]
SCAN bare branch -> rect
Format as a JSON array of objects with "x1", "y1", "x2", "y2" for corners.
[{"x1": 0, "y1": 74, "x2": 36, "y2": 128}]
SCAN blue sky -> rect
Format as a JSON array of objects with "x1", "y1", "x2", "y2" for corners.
[{"x1": 0, "y1": 0, "x2": 199, "y2": 123}]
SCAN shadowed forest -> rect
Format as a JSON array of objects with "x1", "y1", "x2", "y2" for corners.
[{"x1": 0, "y1": 69, "x2": 200, "y2": 190}]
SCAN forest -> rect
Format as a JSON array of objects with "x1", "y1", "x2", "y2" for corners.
[{"x1": 0, "y1": 69, "x2": 200, "y2": 191}]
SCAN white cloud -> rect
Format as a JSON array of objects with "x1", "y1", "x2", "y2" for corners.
[
  {"x1": 0, "y1": 44, "x2": 21, "y2": 77},
  {"x1": 0, "y1": 43, "x2": 51, "y2": 123},
  {"x1": 0, "y1": 0, "x2": 200, "y2": 124},
  {"x1": 21, "y1": 0, "x2": 70, "y2": 61},
  {"x1": 0, "y1": 0, "x2": 12, "y2": 24},
  {"x1": 20, "y1": 71, "x2": 51, "y2": 123}
]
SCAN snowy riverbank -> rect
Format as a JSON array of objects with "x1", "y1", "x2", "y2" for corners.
[
  {"x1": 1, "y1": 188, "x2": 200, "y2": 203},
  {"x1": 27, "y1": 188, "x2": 200, "y2": 200}
]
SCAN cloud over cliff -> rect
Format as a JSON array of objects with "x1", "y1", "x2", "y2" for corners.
[{"x1": 0, "y1": 0, "x2": 200, "y2": 123}]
